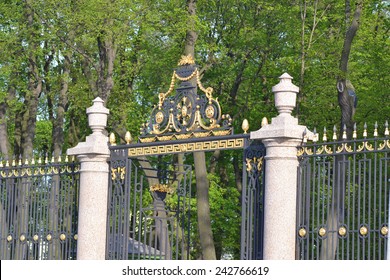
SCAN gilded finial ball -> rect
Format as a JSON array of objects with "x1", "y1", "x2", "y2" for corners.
[
  {"x1": 109, "y1": 133, "x2": 116, "y2": 145},
  {"x1": 261, "y1": 117, "x2": 268, "y2": 127},
  {"x1": 125, "y1": 131, "x2": 132, "y2": 144},
  {"x1": 242, "y1": 119, "x2": 249, "y2": 134}
]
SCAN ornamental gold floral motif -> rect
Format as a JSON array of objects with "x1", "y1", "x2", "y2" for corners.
[{"x1": 150, "y1": 184, "x2": 173, "y2": 194}]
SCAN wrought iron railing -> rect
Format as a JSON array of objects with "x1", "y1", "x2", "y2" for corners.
[
  {"x1": 0, "y1": 157, "x2": 80, "y2": 260},
  {"x1": 297, "y1": 124, "x2": 389, "y2": 260}
]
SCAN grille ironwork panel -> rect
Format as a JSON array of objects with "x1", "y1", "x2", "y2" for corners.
[
  {"x1": 241, "y1": 140, "x2": 266, "y2": 260},
  {"x1": 107, "y1": 149, "x2": 192, "y2": 260},
  {"x1": 0, "y1": 160, "x2": 80, "y2": 260},
  {"x1": 297, "y1": 136, "x2": 389, "y2": 260}
]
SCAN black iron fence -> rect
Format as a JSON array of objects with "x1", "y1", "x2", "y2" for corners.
[
  {"x1": 0, "y1": 157, "x2": 80, "y2": 260},
  {"x1": 297, "y1": 125, "x2": 389, "y2": 260},
  {"x1": 240, "y1": 140, "x2": 266, "y2": 260},
  {"x1": 107, "y1": 148, "x2": 192, "y2": 260}
]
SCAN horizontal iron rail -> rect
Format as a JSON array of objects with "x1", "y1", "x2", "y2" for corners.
[{"x1": 110, "y1": 133, "x2": 250, "y2": 157}]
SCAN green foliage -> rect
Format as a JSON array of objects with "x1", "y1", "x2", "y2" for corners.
[{"x1": 0, "y1": 0, "x2": 388, "y2": 257}]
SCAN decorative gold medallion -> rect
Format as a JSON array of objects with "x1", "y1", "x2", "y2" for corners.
[
  {"x1": 60, "y1": 234, "x2": 66, "y2": 241},
  {"x1": 338, "y1": 226, "x2": 347, "y2": 236},
  {"x1": 155, "y1": 111, "x2": 164, "y2": 124},
  {"x1": 7, "y1": 235, "x2": 12, "y2": 242},
  {"x1": 319, "y1": 227, "x2": 326, "y2": 237},
  {"x1": 19, "y1": 235, "x2": 26, "y2": 242},
  {"x1": 74, "y1": 234, "x2": 78, "y2": 240},
  {"x1": 298, "y1": 228, "x2": 307, "y2": 238},
  {"x1": 33, "y1": 235, "x2": 39, "y2": 241},
  {"x1": 205, "y1": 105, "x2": 215, "y2": 118},
  {"x1": 380, "y1": 226, "x2": 388, "y2": 236},
  {"x1": 46, "y1": 234, "x2": 52, "y2": 241},
  {"x1": 359, "y1": 226, "x2": 368, "y2": 236}
]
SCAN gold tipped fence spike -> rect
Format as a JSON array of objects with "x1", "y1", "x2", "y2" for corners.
[
  {"x1": 363, "y1": 123, "x2": 368, "y2": 138},
  {"x1": 385, "y1": 121, "x2": 389, "y2": 136},
  {"x1": 323, "y1": 127, "x2": 327, "y2": 142},
  {"x1": 18, "y1": 159, "x2": 22, "y2": 166},
  {"x1": 312, "y1": 128, "x2": 318, "y2": 143},
  {"x1": 333, "y1": 126, "x2": 337, "y2": 140},
  {"x1": 342, "y1": 124, "x2": 347, "y2": 140},
  {"x1": 374, "y1": 122, "x2": 378, "y2": 137},
  {"x1": 353, "y1": 123, "x2": 357, "y2": 139}
]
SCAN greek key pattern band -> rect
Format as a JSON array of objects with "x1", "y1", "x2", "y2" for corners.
[{"x1": 128, "y1": 138, "x2": 245, "y2": 157}]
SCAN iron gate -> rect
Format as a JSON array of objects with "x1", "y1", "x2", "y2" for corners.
[
  {"x1": 0, "y1": 158, "x2": 79, "y2": 260},
  {"x1": 105, "y1": 55, "x2": 265, "y2": 260},
  {"x1": 297, "y1": 126, "x2": 389, "y2": 260},
  {"x1": 106, "y1": 149, "x2": 192, "y2": 260}
]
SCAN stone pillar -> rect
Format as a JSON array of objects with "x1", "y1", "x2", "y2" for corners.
[
  {"x1": 251, "y1": 73, "x2": 311, "y2": 260},
  {"x1": 67, "y1": 97, "x2": 110, "y2": 260}
]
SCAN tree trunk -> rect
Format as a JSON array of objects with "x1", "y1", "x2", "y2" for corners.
[
  {"x1": 0, "y1": 87, "x2": 13, "y2": 159},
  {"x1": 321, "y1": 0, "x2": 362, "y2": 260},
  {"x1": 52, "y1": 53, "x2": 71, "y2": 158},
  {"x1": 194, "y1": 152, "x2": 216, "y2": 259},
  {"x1": 185, "y1": 0, "x2": 216, "y2": 260}
]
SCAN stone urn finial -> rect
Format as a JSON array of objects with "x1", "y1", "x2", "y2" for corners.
[
  {"x1": 86, "y1": 97, "x2": 110, "y2": 135},
  {"x1": 272, "y1": 73, "x2": 299, "y2": 116}
]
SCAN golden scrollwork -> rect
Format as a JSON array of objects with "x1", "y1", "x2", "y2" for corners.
[
  {"x1": 129, "y1": 138, "x2": 245, "y2": 157},
  {"x1": 245, "y1": 157, "x2": 263, "y2": 173},
  {"x1": 211, "y1": 129, "x2": 232, "y2": 136},
  {"x1": 111, "y1": 167, "x2": 126, "y2": 181},
  {"x1": 336, "y1": 143, "x2": 353, "y2": 153},
  {"x1": 378, "y1": 140, "x2": 390, "y2": 150},
  {"x1": 297, "y1": 147, "x2": 304, "y2": 157},
  {"x1": 357, "y1": 141, "x2": 374, "y2": 152},
  {"x1": 150, "y1": 183, "x2": 173, "y2": 194},
  {"x1": 178, "y1": 54, "x2": 195, "y2": 66}
]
